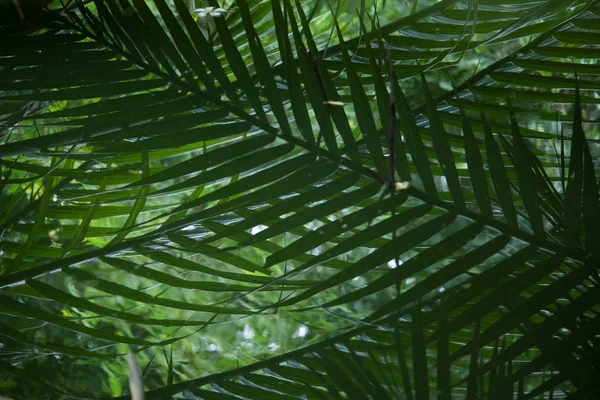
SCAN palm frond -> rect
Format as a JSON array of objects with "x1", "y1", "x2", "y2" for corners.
[{"x1": 0, "y1": 0, "x2": 599, "y2": 398}]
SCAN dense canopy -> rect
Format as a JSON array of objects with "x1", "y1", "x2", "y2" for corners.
[{"x1": 0, "y1": 0, "x2": 599, "y2": 398}]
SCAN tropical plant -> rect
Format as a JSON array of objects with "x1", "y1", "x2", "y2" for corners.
[{"x1": 0, "y1": 0, "x2": 599, "y2": 398}]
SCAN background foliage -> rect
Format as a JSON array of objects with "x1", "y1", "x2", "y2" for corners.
[{"x1": 0, "y1": 0, "x2": 599, "y2": 398}]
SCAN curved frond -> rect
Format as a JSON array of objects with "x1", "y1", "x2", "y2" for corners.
[{"x1": 0, "y1": 0, "x2": 599, "y2": 398}]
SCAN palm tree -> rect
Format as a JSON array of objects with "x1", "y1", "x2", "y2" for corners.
[{"x1": 0, "y1": 0, "x2": 599, "y2": 398}]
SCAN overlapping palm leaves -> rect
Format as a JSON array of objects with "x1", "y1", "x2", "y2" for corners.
[{"x1": 0, "y1": 0, "x2": 599, "y2": 398}]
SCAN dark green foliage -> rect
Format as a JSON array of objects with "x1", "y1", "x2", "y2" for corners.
[{"x1": 0, "y1": 0, "x2": 599, "y2": 398}]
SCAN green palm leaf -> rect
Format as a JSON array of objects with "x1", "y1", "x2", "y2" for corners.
[{"x1": 0, "y1": 0, "x2": 599, "y2": 398}]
